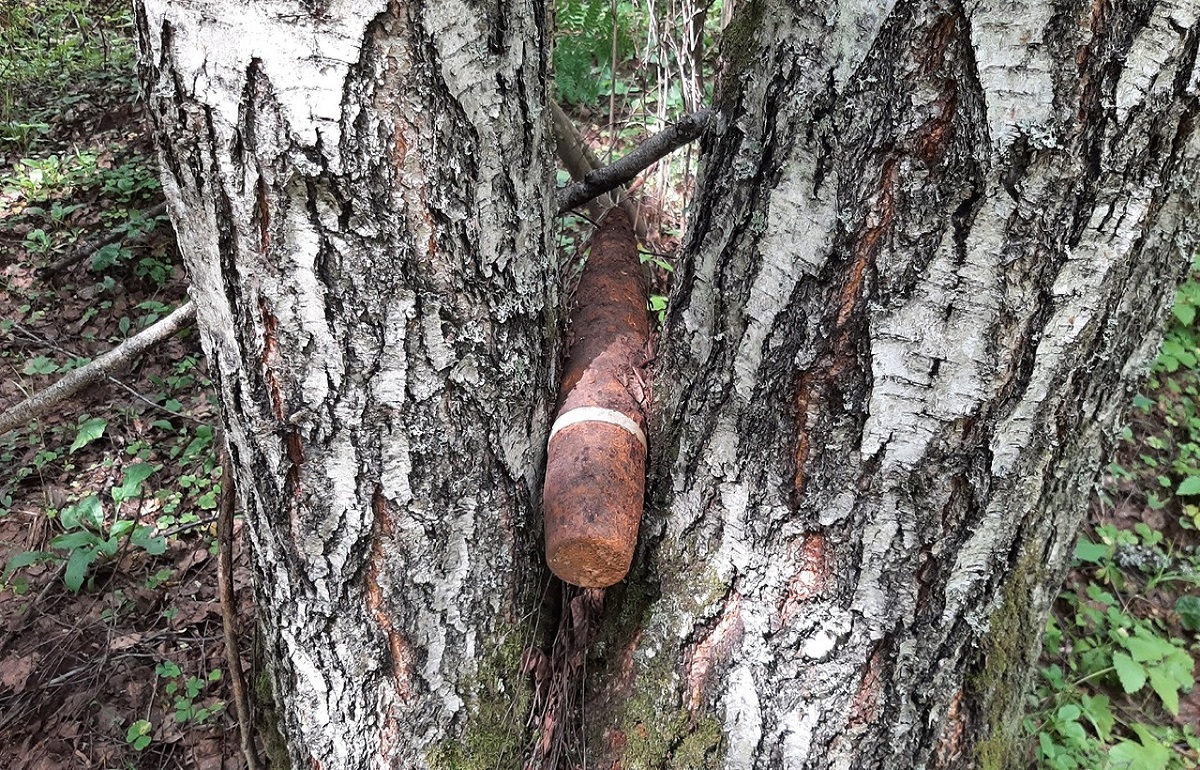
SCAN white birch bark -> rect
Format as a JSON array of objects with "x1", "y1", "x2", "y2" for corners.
[
  {"x1": 586, "y1": 2, "x2": 1200, "y2": 769},
  {"x1": 135, "y1": 2, "x2": 553, "y2": 767}
]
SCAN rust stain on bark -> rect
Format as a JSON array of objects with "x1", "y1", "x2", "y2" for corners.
[
  {"x1": 934, "y1": 688, "x2": 967, "y2": 768},
  {"x1": 839, "y1": 157, "x2": 896, "y2": 328},
  {"x1": 259, "y1": 300, "x2": 286, "y2": 421},
  {"x1": 394, "y1": 130, "x2": 407, "y2": 169},
  {"x1": 683, "y1": 592, "x2": 744, "y2": 713},
  {"x1": 836, "y1": 159, "x2": 895, "y2": 329},
  {"x1": 918, "y1": 88, "x2": 958, "y2": 163},
  {"x1": 261, "y1": 300, "x2": 307, "y2": 559},
  {"x1": 365, "y1": 487, "x2": 413, "y2": 700},
  {"x1": 544, "y1": 208, "x2": 651, "y2": 588},
  {"x1": 793, "y1": 157, "x2": 896, "y2": 500},
  {"x1": 777, "y1": 533, "x2": 830, "y2": 627},
  {"x1": 846, "y1": 641, "x2": 888, "y2": 730},
  {"x1": 920, "y1": 14, "x2": 959, "y2": 74},
  {"x1": 1076, "y1": 0, "x2": 1111, "y2": 122},
  {"x1": 284, "y1": 431, "x2": 304, "y2": 486}
]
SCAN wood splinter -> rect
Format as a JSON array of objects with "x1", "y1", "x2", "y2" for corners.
[{"x1": 544, "y1": 207, "x2": 650, "y2": 588}]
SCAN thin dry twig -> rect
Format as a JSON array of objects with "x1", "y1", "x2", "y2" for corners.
[
  {"x1": 0, "y1": 561, "x2": 68, "y2": 656},
  {"x1": 556, "y1": 107, "x2": 713, "y2": 215},
  {"x1": 8, "y1": 320, "x2": 201, "y2": 424},
  {"x1": 218, "y1": 441, "x2": 264, "y2": 770},
  {"x1": 0, "y1": 301, "x2": 196, "y2": 436}
]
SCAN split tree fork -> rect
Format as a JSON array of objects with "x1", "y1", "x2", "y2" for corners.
[{"x1": 135, "y1": 2, "x2": 1200, "y2": 769}]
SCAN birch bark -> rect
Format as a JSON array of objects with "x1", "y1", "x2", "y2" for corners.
[
  {"x1": 136, "y1": 2, "x2": 553, "y2": 767},
  {"x1": 588, "y1": 2, "x2": 1200, "y2": 769}
]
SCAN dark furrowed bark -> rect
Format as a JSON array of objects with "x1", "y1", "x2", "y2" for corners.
[{"x1": 584, "y1": 2, "x2": 1200, "y2": 769}]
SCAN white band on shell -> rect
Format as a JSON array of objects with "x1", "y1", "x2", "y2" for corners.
[{"x1": 549, "y1": 406, "x2": 647, "y2": 451}]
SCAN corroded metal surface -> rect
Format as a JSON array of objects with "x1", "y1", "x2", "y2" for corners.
[{"x1": 544, "y1": 207, "x2": 650, "y2": 587}]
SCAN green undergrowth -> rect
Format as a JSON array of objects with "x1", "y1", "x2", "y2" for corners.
[
  {"x1": 0, "y1": 3, "x2": 227, "y2": 768},
  {"x1": 1028, "y1": 262, "x2": 1200, "y2": 770},
  {"x1": 1, "y1": 0, "x2": 138, "y2": 151},
  {"x1": 552, "y1": 0, "x2": 724, "y2": 333}
]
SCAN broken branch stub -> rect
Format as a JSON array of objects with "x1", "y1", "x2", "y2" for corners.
[{"x1": 544, "y1": 208, "x2": 651, "y2": 588}]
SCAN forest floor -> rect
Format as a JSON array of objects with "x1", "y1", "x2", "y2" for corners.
[
  {"x1": 0, "y1": 6, "x2": 250, "y2": 769},
  {"x1": 0, "y1": 3, "x2": 1197, "y2": 770}
]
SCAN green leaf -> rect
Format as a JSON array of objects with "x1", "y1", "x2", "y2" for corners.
[
  {"x1": 1121, "y1": 630, "x2": 1175, "y2": 663},
  {"x1": 22, "y1": 356, "x2": 60, "y2": 375},
  {"x1": 1147, "y1": 666, "x2": 1180, "y2": 716},
  {"x1": 1161, "y1": 647, "x2": 1194, "y2": 689},
  {"x1": 1133, "y1": 725, "x2": 1171, "y2": 769},
  {"x1": 1074, "y1": 539, "x2": 1108, "y2": 564},
  {"x1": 1177, "y1": 475, "x2": 1200, "y2": 496},
  {"x1": 60, "y1": 495, "x2": 103, "y2": 531},
  {"x1": 97, "y1": 536, "x2": 122, "y2": 559},
  {"x1": 126, "y1": 719, "x2": 152, "y2": 751},
  {"x1": 131, "y1": 526, "x2": 166, "y2": 556},
  {"x1": 91, "y1": 242, "x2": 125, "y2": 271},
  {"x1": 1057, "y1": 719, "x2": 1087, "y2": 744},
  {"x1": 1174, "y1": 302, "x2": 1197, "y2": 326},
  {"x1": 1112, "y1": 652, "x2": 1146, "y2": 693},
  {"x1": 110, "y1": 520, "x2": 135, "y2": 538},
  {"x1": 1037, "y1": 731, "x2": 1056, "y2": 760},
  {"x1": 1106, "y1": 741, "x2": 1163, "y2": 770},
  {"x1": 3, "y1": 550, "x2": 55, "y2": 579},
  {"x1": 1056, "y1": 704, "x2": 1081, "y2": 722},
  {"x1": 63, "y1": 546, "x2": 96, "y2": 592},
  {"x1": 69, "y1": 416, "x2": 107, "y2": 453},
  {"x1": 1080, "y1": 693, "x2": 1114, "y2": 741},
  {"x1": 112, "y1": 462, "x2": 158, "y2": 504},
  {"x1": 50, "y1": 530, "x2": 104, "y2": 550},
  {"x1": 1177, "y1": 595, "x2": 1200, "y2": 631}
]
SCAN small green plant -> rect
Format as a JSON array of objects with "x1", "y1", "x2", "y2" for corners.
[
  {"x1": 99, "y1": 158, "x2": 160, "y2": 204},
  {"x1": 3, "y1": 461, "x2": 167, "y2": 591},
  {"x1": 0, "y1": 1, "x2": 138, "y2": 125},
  {"x1": 1030, "y1": 548, "x2": 1197, "y2": 768},
  {"x1": 124, "y1": 718, "x2": 153, "y2": 751},
  {"x1": 156, "y1": 661, "x2": 225, "y2": 725},
  {"x1": 553, "y1": 0, "x2": 642, "y2": 106},
  {"x1": 1032, "y1": 258, "x2": 1200, "y2": 769}
]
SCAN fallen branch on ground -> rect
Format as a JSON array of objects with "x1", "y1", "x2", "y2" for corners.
[
  {"x1": 0, "y1": 301, "x2": 196, "y2": 436},
  {"x1": 551, "y1": 99, "x2": 656, "y2": 241},
  {"x1": 550, "y1": 100, "x2": 612, "y2": 223},
  {"x1": 41, "y1": 201, "x2": 168, "y2": 276}
]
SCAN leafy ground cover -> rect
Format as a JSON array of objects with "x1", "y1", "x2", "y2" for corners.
[
  {"x1": 0, "y1": 3, "x2": 246, "y2": 768},
  {"x1": 1026, "y1": 267, "x2": 1200, "y2": 769}
]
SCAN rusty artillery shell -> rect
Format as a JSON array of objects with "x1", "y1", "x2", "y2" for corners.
[{"x1": 544, "y1": 207, "x2": 650, "y2": 588}]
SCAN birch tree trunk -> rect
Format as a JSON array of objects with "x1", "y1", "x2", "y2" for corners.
[
  {"x1": 136, "y1": 2, "x2": 553, "y2": 768},
  {"x1": 585, "y1": 2, "x2": 1200, "y2": 769}
]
